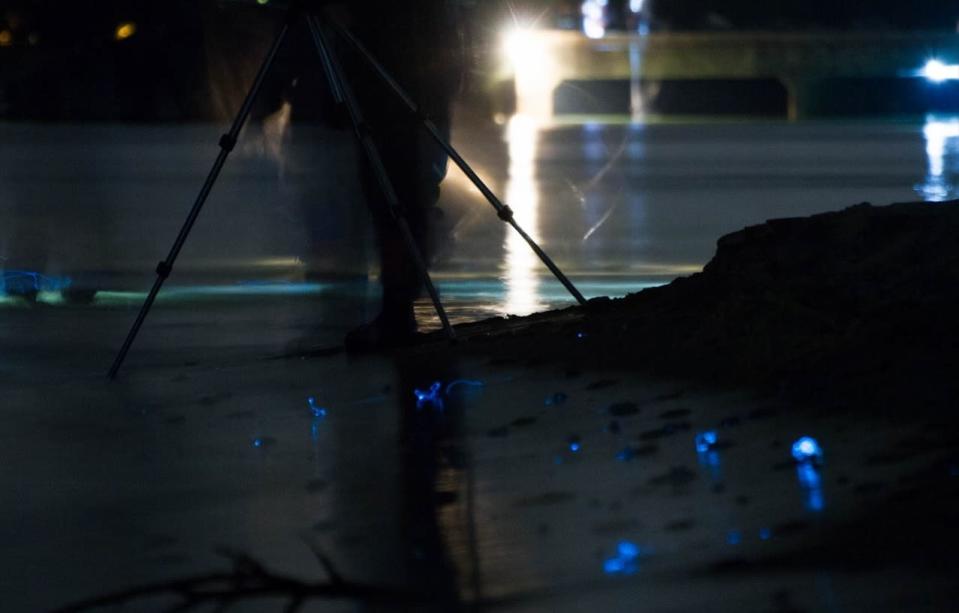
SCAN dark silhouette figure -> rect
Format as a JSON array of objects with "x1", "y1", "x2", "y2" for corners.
[{"x1": 335, "y1": 1, "x2": 466, "y2": 350}]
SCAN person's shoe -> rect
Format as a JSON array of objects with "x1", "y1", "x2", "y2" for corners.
[{"x1": 344, "y1": 311, "x2": 418, "y2": 353}]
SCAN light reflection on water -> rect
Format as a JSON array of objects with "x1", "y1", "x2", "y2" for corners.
[
  {"x1": 503, "y1": 115, "x2": 546, "y2": 316},
  {"x1": 916, "y1": 115, "x2": 959, "y2": 201}
]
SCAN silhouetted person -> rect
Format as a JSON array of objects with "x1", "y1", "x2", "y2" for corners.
[{"x1": 334, "y1": 1, "x2": 465, "y2": 350}]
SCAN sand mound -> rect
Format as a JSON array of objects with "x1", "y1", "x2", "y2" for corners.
[{"x1": 456, "y1": 200, "x2": 959, "y2": 408}]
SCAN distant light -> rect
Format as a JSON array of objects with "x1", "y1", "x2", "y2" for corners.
[
  {"x1": 726, "y1": 530, "x2": 742, "y2": 545},
  {"x1": 759, "y1": 528, "x2": 772, "y2": 541},
  {"x1": 256, "y1": 0, "x2": 270, "y2": 4},
  {"x1": 582, "y1": 0, "x2": 607, "y2": 39},
  {"x1": 502, "y1": 26, "x2": 540, "y2": 71},
  {"x1": 114, "y1": 22, "x2": 137, "y2": 42},
  {"x1": 570, "y1": 442, "x2": 581, "y2": 452},
  {"x1": 0, "y1": 30, "x2": 12, "y2": 47},
  {"x1": 695, "y1": 431, "x2": 718, "y2": 454},
  {"x1": 791, "y1": 436, "x2": 823, "y2": 464},
  {"x1": 629, "y1": 0, "x2": 645, "y2": 12},
  {"x1": 921, "y1": 59, "x2": 959, "y2": 83}
]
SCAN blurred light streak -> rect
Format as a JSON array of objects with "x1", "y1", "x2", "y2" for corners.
[{"x1": 502, "y1": 114, "x2": 545, "y2": 315}]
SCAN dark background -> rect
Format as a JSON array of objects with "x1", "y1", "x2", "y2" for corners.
[{"x1": 1, "y1": 0, "x2": 957, "y2": 121}]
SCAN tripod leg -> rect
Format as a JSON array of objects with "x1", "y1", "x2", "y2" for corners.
[
  {"x1": 305, "y1": 14, "x2": 455, "y2": 341},
  {"x1": 325, "y1": 18, "x2": 587, "y2": 307},
  {"x1": 107, "y1": 16, "x2": 294, "y2": 379}
]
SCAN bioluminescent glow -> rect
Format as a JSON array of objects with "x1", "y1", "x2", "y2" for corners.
[
  {"x1": 726, "y1": 530, "x2": 742, "y2": 545},
  {"x1": 307, "y1": 397, "x2": 327, "y2": 418},
  {"x1": 791, "y1": 436, "x2": 823, "y2": 464},
  {"x1": 2, "y1": 270, "x2": 72, "y2": 293},
  {"x1": 503, "y1": 114, "x2": 546, "y2": 316},
  {"x1": 920, "y1": 59, "x2": 959, "y2": 83},
  {"x1": 796, "y1": 462, "x2": 825, "y2": 512},
  {"x1": 695, "y1": 431, "x2": 718, "y2": 454},
  {"x1": 916, "y1": 116, "x2": 959, "y2": 202},
  {"x1": 576, "y1": 331, "x2": 587, "y2": 339},
  {"x1": 603, "y1": 540, "x2": 643, "y2": 575},
  {"x1": 582, "y1": 0, "x2": 607, "y2": 39},
  {"x1": 93, "y1": 282, "x2": 329, "y2": 306},
  {"x1": 759, "y1": 528, "x2": 772, "y2": 541},
  {"x1": 444, "y1": 379, "x2": 484, "y2": 395},
  {"x1": 414, "y1": 382, "x2": 444, "y2": 411},
  {"x1": 568, "y1": 436, "x2": 582, "y2": 453}
]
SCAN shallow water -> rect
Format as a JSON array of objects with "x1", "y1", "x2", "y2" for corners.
[{"x1": 2, "y1": 115, "x2": 956, "y2": 327}]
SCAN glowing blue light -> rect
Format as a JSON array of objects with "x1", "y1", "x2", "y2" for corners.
[
  {"x1": 796, "y1": 462, "x2": 825, "y2": 512},
  {"x1": 791, "y1": 436, "x2": 823, "y2": 464},
  {"x1": 695, "y1": 431, "x2": 718, "y2": 453},
  {"x1": 1, "y1": 270, "x2": 72, "y2": 295},
  {"x1": 576, "y1": 331, "x2": 587, "y2": 340},
  {"x1": 414, "y1": 381, "x2": 444, "y2": 411},
  {"x1": 307, "y1": 397, "x2": 327, "y2": 418},
  {"x1": 570, "y1": 442, "x2": 581, "y2": 452},
  {"x1": 603, "y1": 540, "x2": 642, "y2": 575},
  {"x1": 617, "y1": 541, "x2": 639, "y2": 558},
  {"x1": 616, "y1": 447, "x2": 635, "y2": 462},
  {"x1": 759, "y1": 528, "x2": 772, "y2": 541},
  {"x1": 727, "y1": 530, "x2": 742, "y2": 545},
  {"x1": 252, "y1": 438, "x2": 264, "y2": 448}
]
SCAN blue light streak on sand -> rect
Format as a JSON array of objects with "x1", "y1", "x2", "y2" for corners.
[{"x1": 797, "y1": 462, "x2": 825, "y2": 512}]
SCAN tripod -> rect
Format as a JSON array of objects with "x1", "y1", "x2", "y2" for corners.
[{"x1": 108, "y1": 2, "x2": 587, "y2": 379}]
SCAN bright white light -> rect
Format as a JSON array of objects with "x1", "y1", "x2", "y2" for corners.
[
  {"x1": 629, "y1": 0, "x2": 645, "y2": 13},
  {"x1": 582, "y1": 0, "x2": 607, "y2": 39},
  {"x1": 502, "y1": 27, "x2": 541, "y2": 70},
  {"x1": 921, "y1": 59, "x2": 959, "y2": 82}
]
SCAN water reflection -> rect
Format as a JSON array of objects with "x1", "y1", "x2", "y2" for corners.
[
  {"x1": 916, "y1": 116, "x2": 959, "y2": 202},
  {"x1": 503, "y1": 115, "x2": 545, "y2": 315}
]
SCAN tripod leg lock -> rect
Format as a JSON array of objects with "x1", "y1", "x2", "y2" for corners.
[
  {"x1": 497, "y1": 205, "x2": 515, "y2": 222},
  {"x1": 219, "y1": 134, "x2": 237, "y2": 153},
  {"x1": 156, "y1": 261, "x2": 173, "y2": 279}
]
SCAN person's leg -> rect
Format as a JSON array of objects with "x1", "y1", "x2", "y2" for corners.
[{"x1": 345, "y1": 123, "x2": 444, "y2": 350}]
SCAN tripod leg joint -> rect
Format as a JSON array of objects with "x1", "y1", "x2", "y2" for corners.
[
  {"x1": 156, "y1": 261, "x2": 173, "y2": 279},
  {"x1": 497, "y1": 205, "x2": 515, "y2": 222},
  {"x1": 219, "y1": 134, "x2": 237, "y2": 152}
]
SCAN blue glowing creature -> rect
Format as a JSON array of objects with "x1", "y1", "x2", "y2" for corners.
[
  {"x1": 414, "y1": 382, "x2": 444, "y2": 411},
  {"x1": 603, "y1": 540, "x2": 643, "y2": 575},
  {"x1": 791, "y1": 436, "x2": 823, "y2": 465},
  {"x1": 307, "y1": 397, "x2": 328, "y2": 418},
  {"x1": 695, "y1": 430, "x2": 718, "y2": 454}
]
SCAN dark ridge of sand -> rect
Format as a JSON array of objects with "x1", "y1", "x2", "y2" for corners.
[{"x1": 446, "y1": 200, "x2": 959, "y2": 409}]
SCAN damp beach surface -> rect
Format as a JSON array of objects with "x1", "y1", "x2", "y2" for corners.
[
  {"x1": 3, "y1": 118, "x2": 959, "y2": 611},
  {"x1": 6, "y1": 204, "x2": 959, "y2": 612}
]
